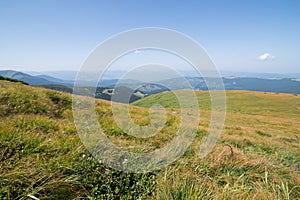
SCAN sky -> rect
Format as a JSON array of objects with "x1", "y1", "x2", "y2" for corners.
[{"x1": 0, "y1": 0, "x2": 300, "y2": 74}]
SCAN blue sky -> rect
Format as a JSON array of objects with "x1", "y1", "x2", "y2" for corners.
[{"x1": 0, "y1": 0, "x2": 299, "y2": 73}]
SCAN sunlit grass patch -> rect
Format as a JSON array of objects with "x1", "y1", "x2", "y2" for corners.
[{"x1": 1, "y1": 80, "x2": 300, "y2": 199}]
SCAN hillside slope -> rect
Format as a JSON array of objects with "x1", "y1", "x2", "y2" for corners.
[
  {"x1": 1, "y1": 81, "x2": 299, "y2": 199},
  {"x1": 133, "y1": 90, "x2": 300, "y2": 119},
  {"x1": 0, "y1": 80, "x2": 155, "y2": 199},
  {"x1": 134, "y1": 90, "x2": 300, "y2": 198}
]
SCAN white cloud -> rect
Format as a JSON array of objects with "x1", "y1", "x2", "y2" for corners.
[{"x1": 256, "y1": 53, "x2": 275, "y2": 61}]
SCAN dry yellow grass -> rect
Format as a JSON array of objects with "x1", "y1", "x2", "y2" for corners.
[{"x1": 0, "y1": 80, "x2": 299, "y2": 199}]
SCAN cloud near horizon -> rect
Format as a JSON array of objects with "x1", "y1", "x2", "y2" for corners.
[{"x1": 256, "y1": 53, "x2": 275, "y2": 61}]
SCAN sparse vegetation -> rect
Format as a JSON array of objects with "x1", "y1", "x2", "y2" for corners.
[{"x1": 1, "y1": 80, "x2": 299, "y2": 199}]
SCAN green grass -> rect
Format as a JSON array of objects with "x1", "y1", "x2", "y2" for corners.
[
  {"x1": 134, "y1": 90, "x2": 300, "y2": 199},
  {"x1": 1, "y1": 81, "x2": 299, "y2": 199},
  {"x1": 0, "y1": 81, "x2": 156, "y2": 199}
]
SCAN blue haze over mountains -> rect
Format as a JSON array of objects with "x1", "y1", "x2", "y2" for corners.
[{"x1": 0, "y1": 70, "x2": 299, "y2": 102}]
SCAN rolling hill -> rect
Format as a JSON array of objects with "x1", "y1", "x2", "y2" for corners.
[
  {"x1": 1, "y1": 70, "x2": 300, "y2": 96},
  {"x1": 0, "y1": 70, "x2": 72, "y2": 86},
  {"x1": 133, "y1": 90, "x2": 300, "y2": 119},
  {"x1": 0, "y1": 75, "x2": 28, "y2": 85},
  {"x1": 0, "y1": 80, "x2": 155, "y2": 199},
  {"x1": 0, "y1": 80, "x2": 299, "y2": 199},
  {"x1": 0, "y1": 70, "x2": 51, "y2": 85},
  {"x1": 158, "y1": 77, "x2": 300, "y2": 94}
]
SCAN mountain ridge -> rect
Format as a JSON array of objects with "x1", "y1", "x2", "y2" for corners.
[{"x1": 0, "y1": 70, "x2": 299, "y2": 98}]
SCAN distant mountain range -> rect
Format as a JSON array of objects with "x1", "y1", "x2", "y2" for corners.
[
  {"x1": 0, "y1": 70, "x2": 299, "y2": 103},
  {"x1": 0, "y1": 70, "x2": 59, "y2": 85},
  {"x1": 158, "y1": 76, "x2": 300, "y2": 94},
  {"x1": 25, "y1": 70, "x2": 300, "y2": 80}
]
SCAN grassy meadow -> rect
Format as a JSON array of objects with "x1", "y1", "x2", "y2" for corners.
[{"x1": 0, "y1": 80, "x2": 299, "y2": 199}]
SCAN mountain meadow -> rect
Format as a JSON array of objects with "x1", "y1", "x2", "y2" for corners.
[{"x1": 0, "y1": 79, "x2": 299, "y2": 199}]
